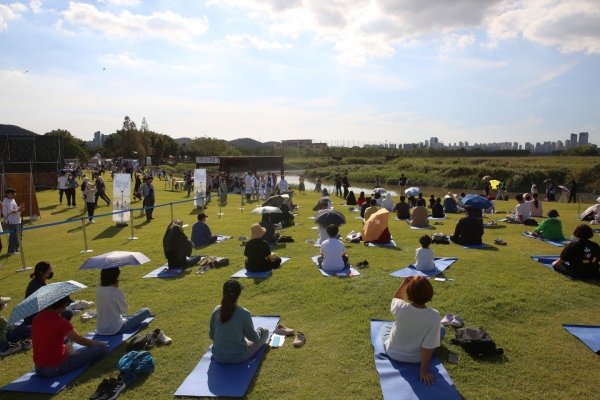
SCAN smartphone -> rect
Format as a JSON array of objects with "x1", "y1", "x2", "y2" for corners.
[{"x1": 448, "y1": 353, "x2": 459, "y2": 363}]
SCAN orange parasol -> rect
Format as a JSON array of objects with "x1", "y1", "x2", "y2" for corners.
[{"x1": 363, "y1": 208, "x2": 390, "y2": 242}]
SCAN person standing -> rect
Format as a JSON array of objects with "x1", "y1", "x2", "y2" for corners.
[
  {"x1": 265, "y1": 172, "x2": 273, "y2": 199},
  {"x1": 93, "y1": 173, "x2": 111, "y2": 207},
  {"x1": 244, "y1": 172, "x2": 254, "y2": 201},
  {"x1": 568, "y1": 179, "x2": 577, "y2": 203},
  {"x1": 141, "y1": 176, "x2": 155, "y2": 221},
  {"x1": 342, "y1": 172, "x2": 350, "y2": 199},
  {"x1": 483, "y1": 180, "x2": 491, "y2": 197},
  {"x1": 2, "y1": 188, "x2": 24, "y2": 255},
  {"x1": 531, "y1": 181, "x2": 538, "y2": 195},
  {"x1": 314, "y1": 176, "x2": 322, "y2": 193},
  {"x1": 334, "y1": 174, "x2": 342, "y2": 197},
  {"x1": 84, "y1": 182, "x2": 97, "y2": 223},
  {"x1": 65, "y1": 174, "x2": 79, "y2": 209},
  {"x1": 398, "y1": 174, "x2": 407, "y2": 195},
  {"x1": 57, "y1": 171, "x2": 69, "y2": 206},
  {"x1": 374, "y1": 175, "x2": 382, "y2": 188},
  {"x1": 496, "y1": 180, "x2": 506, "y2": 200},
  {"x1": 220, "y1": 178, "x2": 228, "y2": 206},
  {"x1": 186, "y1": 173, "x2": 193, "y2": 197},
  {"x1": 278, "y1": 175, "x2": 289, "y2": 193},
  {"x1": 298, "y1": 175, "x2": 305, "y2": 194}
]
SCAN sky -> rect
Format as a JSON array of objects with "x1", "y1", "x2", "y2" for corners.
[{"x1": 0, "y1": 0, "x2": 599, "y2": 146}]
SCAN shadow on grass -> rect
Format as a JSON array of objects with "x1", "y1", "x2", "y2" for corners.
[
  {"x1": 245, "y1": 346, "x2": 271, "y2": 396},
  {"x1": 39, "y1": 204, "x2": 58, "y2": 211},
  {"x1": 134, "y1": 220, "x2": 152, "y2": 229},
  {"x1": 485, "y1": 225, "x2": 506, "y2": 229},
  {"x1": 92, "y1": 226, "x2": 127, "y2": 241},
  {"x1": 50, "y1": 208, "x2": 69, "y2": 215}
]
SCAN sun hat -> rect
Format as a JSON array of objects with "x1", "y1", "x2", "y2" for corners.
[
  {"x1": 445, "y1": 191, "x2": 453, "y2": 199},
  {"x1": 250, "y1": 223, "x2": 266, "y2": 239}
]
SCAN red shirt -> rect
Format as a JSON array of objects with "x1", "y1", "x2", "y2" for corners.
[{"x1": 32, "y1": 310, "x2": 73, "y2": 367}]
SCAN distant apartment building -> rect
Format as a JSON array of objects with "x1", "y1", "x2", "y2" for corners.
[
  {"x1": 273, "y1": 139, "x2": 328, "y2": 151},
  {"x1": 570, "y1": 133, "x2": 578, "y2": 148},
  {"x1": 429, "y1": 137, "x2": 439, "y2": 149},
  {"x1": 579, "y1": 132, "x2": 589, "y2": 146},
  {"x1": 92, "y1": 131, "x2": 108, "y2": 148}
]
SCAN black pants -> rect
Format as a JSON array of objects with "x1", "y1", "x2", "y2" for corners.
[
  {"x1": 317, "y1": 255, "x2": 348, "y2": 268},
  {"x1": 167, "y1": 254, "x2": 202, "y2": 269},
  {"x1": 86, "y1": 202, "x2": 95, "y2": 221},
  {"x1": 343, "y1": 186, "x2": 349, "y2": 199},
  {"x1": 95, "y1": 190, "x2": 111, "y2": 205},
  {"x1": 65, "y1": 188, "x2": 76, "y2": 206},
  {"x1": 568, "y1": 192, "x2": 577, "y2": 203},
  {"x1": 245, "y1": 256, "x2": 282, "y2": 273},
  {"x1": 335, "y1": 186, "x2": 342, "y2": 196},
  {"x1": 59, "y1": 189, "x2": 66, "y2": 203},
  {"x1": 145, "y1": 197, "x2": 155, "y2": 220}
]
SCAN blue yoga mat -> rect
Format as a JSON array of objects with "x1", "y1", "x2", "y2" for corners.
[
  {"x1": 367, "y1": 240, "x2": 397, "y2": 247},
  {"x1": 390, "y1": 258, "x2": 458, "y2": 278},
  {"x1": 215, "y1": 235, "x2": 232, "y2": 243},
  {"x1": 311, "y1": 256, "x2": 360, "y2": 277},
  {"x1": 529, "y1": 255, "x2": 576, "y2": 279},
  {"x1": 521, "y1": 232, "x2": 569, "y2": 247},
  {"x1": 410, "y1": 225, "x2": 434, "y2": 230},
  {"x1": 231, "y1": 257, "x2": 291, "y2": 278},
  {"x1": 174, "y1": 316, "x2": 279, "y2": 398},
  {"x1": 370, "y1": 320, "x2": 461, "y2": 400},
  {"x1": 563, "y1": 325, "x2": 600, "y2": 354},
  {"x1": 446, "y1": 236, "x2": 492, "y2": 249},
  {"x1": 1, "y1": 317, "x2": 155, "y2": 394},
  {"x1": 143, "y1": 264, "x2": 184, "y2": 278}
]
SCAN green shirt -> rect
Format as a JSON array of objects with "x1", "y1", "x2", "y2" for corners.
[
  {"x1": 209, "y1": 305, "x2": 265, "y2": 363},
  {"x1": 533, "y1": 218, "x2": 565, "y2": 241}
]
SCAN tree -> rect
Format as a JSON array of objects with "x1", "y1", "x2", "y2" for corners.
[
  {"x1": 140, "y1": 117, "x2": 149, "y2": 132},
  {"x1": 45, "y1": 129, "x2": 91, "y2": 161},
  {"x1": 153, "y1": 137, "x2": 165, "y2": 160},
  {"x1": 122, "y1": 116, "x2": 137, "y2": 131}
]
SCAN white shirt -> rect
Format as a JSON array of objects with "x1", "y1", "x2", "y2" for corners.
[
  {"x1": 375, "y1": 197, "x2": 383, "y2": 207},
  {"x1": 531, "y1": 184, "x2": 538, "y2": 194},
  {"x1": 415, "y1": 247, "x2": 435, "y2": 271},
  {"x1": 57, "y1": 175, "x2": 68, "y2": 189},
  {"x1": 382, "y1": 196, "x2": 394, "y2": 212},
  {"x1": 2, "y1": 198, "x2": 21, "y2": 224},
  {"x1": 244, "y1": 175, "x2": 254, "y2": 191},
  {"x1": 384, "y1": 299, "x2": 441, "y2": 363},
  {"x1": 320, "y1": 238, "x2": 346, "y2": 271},
  {"x1": 515, "y1": 201, "x2": 531, "y2": 221},
  {"x1": 317, "y1": 226, "x2": 328, "y2": 245},
  {"x1": 95, "y1": 286, "x2": 128, "y2": 335},
  {"x1": 279, "y1": 179, "x2": 289, "y2": 192}
]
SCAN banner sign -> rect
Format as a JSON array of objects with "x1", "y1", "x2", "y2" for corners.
[
  {"x1": 194, "y1": 169, "x2": 207, "y2": 207},
  {"x1": 112, "y1": 173, "x2": 131, "y2": 224},
  {"x1": 196, "y1": 157, "x2": 220, "y2": 164}
]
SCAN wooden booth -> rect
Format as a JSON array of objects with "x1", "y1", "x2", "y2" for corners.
[{"x1": 195, "y1": 156, "x2": 285, "y2": 176}]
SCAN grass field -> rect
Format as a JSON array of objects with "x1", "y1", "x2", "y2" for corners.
[{"x1": 1, "y1": 179, "x2": 600, "y2": 400}]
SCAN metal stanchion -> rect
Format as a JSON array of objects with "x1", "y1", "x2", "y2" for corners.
[
  {"x1": 15, "y1": 226, "x2": 32, "y2": 272},
  {"x1": 127, "y1": 210, "x2": 137, "y2": 240},
  {"x1": 218, "y1": 190, "x2": 223, "y2": 217},
  {"x1": 240, "y1": 191, "x2": 245, "y2": 212},
  {"x1": 80, "y1": 217, "x2": 93, "y2": 253}
]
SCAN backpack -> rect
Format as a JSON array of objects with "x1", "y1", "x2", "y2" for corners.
[
  {"x1": 431, "y1": 233, "x2": 449, "y2": 244},
  {"x1": 346, "y1": 231, "x2": 362, "y2": 243},
  {"x1": 277, "y1": 236, "x2": 294, "y2": 243},
  {"x1": 452, "y1": 327, "x2": 504, "y2": 357},
  {"x1": 118, "y1": 351, "x2": 155, "y2": 375},
  {"x1": 126, "y1": 332, "x2": 156, "y2": 352}
]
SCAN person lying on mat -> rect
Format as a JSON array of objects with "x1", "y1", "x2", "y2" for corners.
[
  {"x1": 450, "y1": 207, "x2": 484, "y2": 245},
  {"x1": 529, "y1": 210, "x2": 565, "y2": 241},
  {"x1": 244, "y1": 224, "x2": 282, "y2": 272},
  {"x1": 95, "y1": 268, "x2": 152, "y2": 335},
  {"x1": 552, "y1": 225, "x2": 600, "y2": 280},
  {"x1": 393, "y1": 196, "x2": 411, "y2": 219},
  {"x1": 163, "y1": 220, "x2": 203, "y2": 269},
  {"x1": 209, "y1": 280, "x2": 270, "y2": 364},
  {"x1": 32, "y1": 295, "x2": 107, "y2": 378},
  {"x1": 407, "y1": 205, "x2": 428, "y2": 227},
  {"x1": 191, "y1": 213, "x2": 218, "y2": 247},
  {"x1": 357, "y1": 191, "x2": 366, "y2": 207},
  {"x1": 24, "y1": 261, "x2": 75, "y2": 326},
  {"x1": 318, "y1": 225, "x2": 349, "y2": 271},
  {"x1": 346, "y1": 191, "x2": 357, "y2": 206},
  {"x1": 259, "y1": 214, "x2": 279, "y2": 244},
  {"x1": 431, "y1": 198, "x2": 444, "y2": 219},
  {"x1": 506, "y1": 194, "x2": 537, "y2": 226},
  {"x1": 364, "y1": 199, "x2": 380, "y2": 223},
  {"x1": 360, "y1": 197, "x2": 372, "y2": 219},
  {"x1": 380, "y1": 276, "x2": 445, "y2": 385},
  {"x1": 415, "y1": 236, "x2": 435, "y2": 271}
]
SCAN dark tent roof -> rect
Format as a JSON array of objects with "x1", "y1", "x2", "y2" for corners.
[{"x1": 0, "y1": 124, "x2": 38, "y2": 136}]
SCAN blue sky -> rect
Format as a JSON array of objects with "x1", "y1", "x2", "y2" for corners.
[{"x1": 1, "y1": 0, "x2": 599, "y2": 145}]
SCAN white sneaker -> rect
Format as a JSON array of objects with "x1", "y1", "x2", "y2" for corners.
[
  {"x1": 81, "y1": 310, "x2": 97, "y2": 322},
  {"x1": 73, "y1": 309, "x2": 82, "y2": 316},
  {"x1": 154, "y1": 329, "x2": 172, "y2": 345},
  {"x1": 89, "y1": 220, "x2": 96, "y2": 224},
  {"x1": 71, "y1": 300, "x2": 94, "y2": 310},
  {"x1": 8, "y1": 252, "x2": 20, "y2": 256}
]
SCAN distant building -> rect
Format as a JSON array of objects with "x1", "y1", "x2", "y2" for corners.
[
  {"x1": 579, "y1": 132, "x2": 589, "y2": 146},
  {"x1": 565, "y1": 139, "x2": 571, "y2": 148},
  {"x1": 570, "y1": 133, "x2": 578, "y2": 148},
  {"x1": 92, "y1": 131, "x2": 108, "y2": 148},
  {"x1": 429, "y1": 137, "x2": 439, "y2": 149},
  {"x1": 273, "y1": 139, "x2": 327, "y2": 151}
]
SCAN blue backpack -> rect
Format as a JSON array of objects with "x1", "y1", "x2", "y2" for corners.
[{"x1": 118, "y1": 351, "x2": 155, "y2": 375}]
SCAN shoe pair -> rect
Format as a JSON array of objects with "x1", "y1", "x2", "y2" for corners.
[
  {"x1": 441, "y1": 314, "x2": 463, "y2": 327},
  {"x1": 273, "y1": 325, "x2": 305, "y2": 347},
  {"x1": 494, "y1": 238, "x2": 507, "y2": 245},
  {"x1": 89, "y1": 374, "x2": 127, "y2": 400},
  {"x1": 0, "y1": 339, "x2": 32, "y2": 356},
  {"x1": 153, "y1": 329, "x2": 172, "y2": 345},
  {"x1": 434, "y1": 221, "x2": 444, "y2": 225},
  {"x1": 81, "y1": 310, "x2": 97, "y2": 322},
  {"x1": 357, "y1": 260, "x2": 369, "y2": 269},
  {"x1": 72, "y1": 300, "x2": 94, "y2": 310}
]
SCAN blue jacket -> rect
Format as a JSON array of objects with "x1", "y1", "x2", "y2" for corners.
[{"x1": 191, "y1": 222, "x2": 212, "y2": 247}]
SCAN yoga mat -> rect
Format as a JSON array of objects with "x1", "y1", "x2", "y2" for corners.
[
  {"x1": 311, "y1": 256, "x2": 360, "y2": 277},
  {"x1": 311, "y1": 226, "x2": 319, "y2": 230},
  {"x1": 367, "y1": 240, "x2": 397, "y2": 247},
  {"x1": 394, "y1": 217, "x2": 410, "y2": 221},
  {"x1": 370, "y1": 320, "x2": 461, "y2": 400},
  {"x1": 594, "y1": 228, "x2": 600, "y2": 234},
  {"x1": 530, "y1": 255, "x2": 562, "y2": 273},
  {"x1": 521, "y1": 232, "x2": 569, "y2": 247},
  {"x1": 562, "y1": 325, "x2": 600, "y2": 354},
  {"x1": 390, "y1": 258, "x2": 458, "y2": 278},
  {"x1": 231, "y1": 258, "x2": 291, "y2": 278},
  {"x1": 355, "y1": 216, "x2": 364, "y2": 220},
  {"x1": 143, "y1": 257, "x2": 205, "y2": 278},
  {"x1": 409, "y1": 225, "x2": 434, "y2": 230},
  {"x1": 308, "y1": 216, "x2": 315, "y2": 219},
  {"x1": 428, "y1": 216, "x2": 446, "y2": 220},
  {"x1": 215, "y1": 235, "x2": 232, "y2": 243},
  {"x1": 174, "y1": 316, "x2": 279, "y2": 398},
  {"x1": 352, "y1": 208, "x2": 361, "y2": 212},
  {"x1": 446, "y1": 237, "x2": 492, "y2": 249},
  {"x1": 1, "y1": 317, "x2": 155, "y2": 394}
]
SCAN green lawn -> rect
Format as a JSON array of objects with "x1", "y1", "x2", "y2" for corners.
[{"x1": 1, "y1": 180, "x2": 599, "y2": 399}]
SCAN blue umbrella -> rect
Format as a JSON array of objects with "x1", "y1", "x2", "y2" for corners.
[
  {"x1": 405, "y1": 187, "x2": 422, "y2": 196},
  {"x1": 7, "y1": 280, "x2": 86, "y2": 325},
  {"x1": 79, "y1": 251, "x2": 151, "y2": 270},
  {"x1": 462, "y1": 194, "x2": 493, "y2": 209}
]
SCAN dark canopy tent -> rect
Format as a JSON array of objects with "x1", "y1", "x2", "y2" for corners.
[{"x1": 195, "y1": 156, "x2": 284, "y2": 175}]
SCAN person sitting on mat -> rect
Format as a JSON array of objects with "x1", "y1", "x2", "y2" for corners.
[
  {"x1": 244, "y1": 224, "x2": 282, "y2": 272},
  {"x1": 484, "y1": 196, "x2": 495, "y2": 214},
  {"x1": 551, "y1": 224, "x2": 600, "y2": 280},
  {"x1": 443, "y1": 192, "x2": 459, "y2": 214},
  {"x1": 393, "y1": 196, "x2": 411, "y2": 220},
  {"x1": 380, "y1": 276, "x2": 445, "y2": 385},
  {"x1": 364, "y1": 199, "x2": 380, "y2": 223},
  {"x1": 259, "y1": 214, "x2": 279, "y2": 244},
  {"x1": 415, "y1": 193, "x2": 426, "y2": 207},
  {"x1": 407, "y1": 205, "x2": 428, "y2": 227},
  {"x1": 191, "y1": 213, "x2": 218, "y2": 247},
  {"x1": 32, "y1": 295, "x2": 107, "y2": 378},
  {"x1": 280, "y1": 204, "x2": 295, "y2": 227},
  {"x1": 528, "y1": 210, "x2": 565, "y2": 241},
  {"x1": 346, "y1": 191, "x2": 357, "y2": 206},
  {"x1": 24, "y1": 261, "x2": 76, "y2": 326},
  {"x1": 209, "y1": 280, "x2": 270, "y2": 364},
  {"x1": 360, "y1": 197, "x2": 372, "y2": 219},
  {"x1": 318, "y1": 224, "x2": 349, "y2": 271},
  {"x1": 382, "y1": 193, "x2": 394, "y2": 212},
  {"x1": 95, "y1": 268, "x2": 153, "y2": 335},
  {"x1": 450, "y1": 207, "x2": 484, "y2": 245},
  {"x1": 415, "y1": 235, "x2": 435, "y2": 271},
  {"x1": 530, "y1": 192, "x2": 543, "y2": 217},
  {"x1": 506, "y1": 194, "x2": 537, "y2": 226},
  {"x1": 357, "y1": 191, "x2": 366, "y2": 207},
  {"x1": 431, "y1": 198, "x2": 444, "y2": 219},
  {"x1": 407, "y1": 195, "x2": 417, "y2": 208},
  {"x1": 428, "y1": 194, "x2": 436, "y2": 209},
  {"x1": 163, "y1": 220, "x2": 202, "y2": 269},
  {"x1": 374, "y1": 192, "x2": 383, "y2": 207}
]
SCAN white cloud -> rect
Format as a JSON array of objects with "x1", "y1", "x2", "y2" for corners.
[
  {"x1": 60, "y1": 2, "x2": 209, "y2": 41},
  {"x1": 10, "y1": 2, "x2": 28, "y2": 12},
  {"x1": 440, "y1": 34, "x2": 475, "y2": 51},
  {"x1": 98, "y1": 0, "x2": 142, "y2": 5},
  {"x1": 99, "y1": 51, "x2": 150, "y2": 66},
  {"x1": 29, "y1": 0, "x2": 42, "y2": 13},
  {"x1": 225, "y1": 34, "x2": 291, "y2": 50},
  {"x1": 0, "y1": 4, "x2": 22, "y2": 32}
]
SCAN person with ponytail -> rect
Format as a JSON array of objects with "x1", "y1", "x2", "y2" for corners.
[
  {"x1": 209, "y1": 280, "x2": 270, "y2": 364},
  {"x1": 24, "y1": 261, "x2": 74, "y2": 325},
  {"x1": 530, "y1": 192, "x2": 543, "y2": 217}
]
